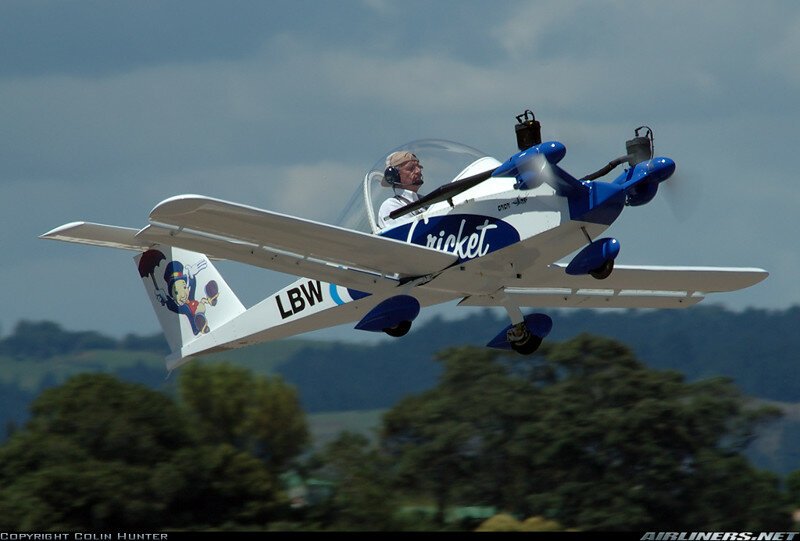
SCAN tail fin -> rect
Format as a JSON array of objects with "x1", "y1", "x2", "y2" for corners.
[{"x1": 135, "y1": 245, "x2": 246, "y2": 360}]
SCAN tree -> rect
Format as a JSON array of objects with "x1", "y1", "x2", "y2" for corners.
[
  {"x1": 786, "y1": 469, "x2": 800, "y2": 507},
  {"x1": 382, "y1": 347, "x2": 535, "y2": 524},
  {"x1": 0, "y1": 375, "x2": 191, "y2": 530},
  {"x1": 308, "y1": 431, "x2": 401, "y2": 531},
  {"x1": 0, "y1": 372, "x2": 293, "y2": 530},
  {"x1": 379, "y1": 335, "x2": 790, "y2": 530},
  {"x1": 520, "y1": 335, "x2": 787, "y2": 530},
  {"x1": 178, "y1": 362, "x2": 310, "y2": 473},
  {"x1": 150, "y1": 443, "x2": 285, "y2": 528},
  {"x1": 26, "y1": 373, "x2": 190, "y2": 464}
]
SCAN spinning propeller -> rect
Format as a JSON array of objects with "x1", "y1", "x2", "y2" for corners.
[{"x1": 659, "y1": 163, "x2": 697, "y2": 221}]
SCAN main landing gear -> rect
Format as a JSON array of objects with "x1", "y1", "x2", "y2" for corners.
[
  {"x1": 590, "y1": 258, "x2": 614, "y2": 280},
  {"x1": 506, "y1": 322, "x2": 543, "y2": 355},
  {"x1": 383, "y1": 320, "x2": 412, "y2": 337},
  {"x1": 566, "y1": 233, "x2": 619, "y2": 281},
  {"x1": 487, "y1": 311, "x2": 553, "y2": 356}
]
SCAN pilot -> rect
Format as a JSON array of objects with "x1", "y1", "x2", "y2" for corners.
[{"x1": 377, "y1": 151, "x2": 424, "y2": 229}]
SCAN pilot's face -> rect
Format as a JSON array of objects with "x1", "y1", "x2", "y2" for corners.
[{"x1": 397, "y1": 159, "x2": 423, "y2": 191}]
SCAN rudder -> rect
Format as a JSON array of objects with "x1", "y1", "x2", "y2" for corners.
[{"x1": 135, "y1": 245, "x2": 245, "y2": 357}]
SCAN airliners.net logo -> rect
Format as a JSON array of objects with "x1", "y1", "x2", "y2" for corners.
[{"x1": 641, "y1": 533, "x2": 799, "y2": 541}]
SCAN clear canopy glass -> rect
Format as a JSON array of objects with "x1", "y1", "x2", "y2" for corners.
[{"x1": 336, "y1": 139, "x2": 496, "y2": 234}]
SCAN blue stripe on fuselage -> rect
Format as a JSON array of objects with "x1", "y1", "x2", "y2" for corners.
[
  {"x1": 380, "y1": 214, "x2": 520, "y2": 263},
  {"x1": 329, "y1": 283, "x2": 344, "y2": 305}
]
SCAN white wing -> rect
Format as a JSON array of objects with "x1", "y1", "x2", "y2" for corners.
[{"x1": 459, "y1": 263, "x2": 769, "y2": 309}]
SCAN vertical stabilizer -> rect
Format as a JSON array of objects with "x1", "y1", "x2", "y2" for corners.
[{"x1": 135, "y1": 245, "x2": 245, "y2": 358}]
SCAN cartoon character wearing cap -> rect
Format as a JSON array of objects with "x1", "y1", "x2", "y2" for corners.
[{"x1": 157, "y1": 258, "x2": 219, "y2": 335}]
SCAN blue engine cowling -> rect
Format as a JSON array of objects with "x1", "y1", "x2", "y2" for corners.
[
  {"x1": 565, "y1": 237, "x2": 620, "y2": 276},
  {"x1": 613, "y1": 157, "x2": 675, "y2": 206},
  {"x1": 354, "y1": 295, "x2": 421, "y2": 332}
]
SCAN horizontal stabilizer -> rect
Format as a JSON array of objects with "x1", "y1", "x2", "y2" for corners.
[{"x1": 40, "y1": 222, "x2": 152, "y2": 251}]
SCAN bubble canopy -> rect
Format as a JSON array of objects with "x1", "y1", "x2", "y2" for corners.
[{"x1": 336, "y1": 139, "x2": 493, "y2": 234}]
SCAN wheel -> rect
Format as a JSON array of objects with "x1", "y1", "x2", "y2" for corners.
[
  {"x1": 383, "y1": 320, "x2": 412, "y2": 337},
  {"x1": 510, "y1": 335, "x2": 542, "y2": 355},
  {"x1": 506, "y1": 322, "x2": 540, "y2": 355},
  {"x1": 590, "y1": 258, "x2": 614, "y2": 280}
]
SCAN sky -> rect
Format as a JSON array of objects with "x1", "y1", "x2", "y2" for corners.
[{"x1": 2, "y1": 0, "x2": 798, "y2": 341}]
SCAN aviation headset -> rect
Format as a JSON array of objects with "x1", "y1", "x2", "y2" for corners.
[{"x1": 383, "y1": 166, "x2": 402, "y2": 187}]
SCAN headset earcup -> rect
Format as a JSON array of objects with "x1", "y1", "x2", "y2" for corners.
[{"x1": 384, "y1": 166, "x2": 400, "y2": 186}]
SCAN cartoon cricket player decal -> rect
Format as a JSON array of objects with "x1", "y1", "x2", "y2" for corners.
[{"x1": 137, "y1": 249, "x2": 220, "y2": 335}]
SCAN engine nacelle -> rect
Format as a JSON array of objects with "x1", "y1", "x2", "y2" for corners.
[
  {"x1": 614, "y1": 157, "x2": 675, "y2": 206},
  {"x1": 354, "y1": 295, "x2": 420, "y2": 332},
  {"x1": 565, "y1": 237, "x2": 620, "y2": 276}
]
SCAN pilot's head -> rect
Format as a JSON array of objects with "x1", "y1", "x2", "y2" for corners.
[{"x1": 383, "y1": 151, "x2": 423, "y2": 192}]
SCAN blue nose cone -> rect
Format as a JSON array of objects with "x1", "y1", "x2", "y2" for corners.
[
  {"x1": 540, "y1": 141, "x2": 567, "y2": 164},
  {"x1": 651, "y1": 157, "x2": 676, "y2": 183},
  {"x1": 492, "y1": 140, "x2": 568, "y2": 178}
]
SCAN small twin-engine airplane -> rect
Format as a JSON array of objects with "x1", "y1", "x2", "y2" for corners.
[{"x1": 42, "y1": 110, "x2": 768, "y2": 371}]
